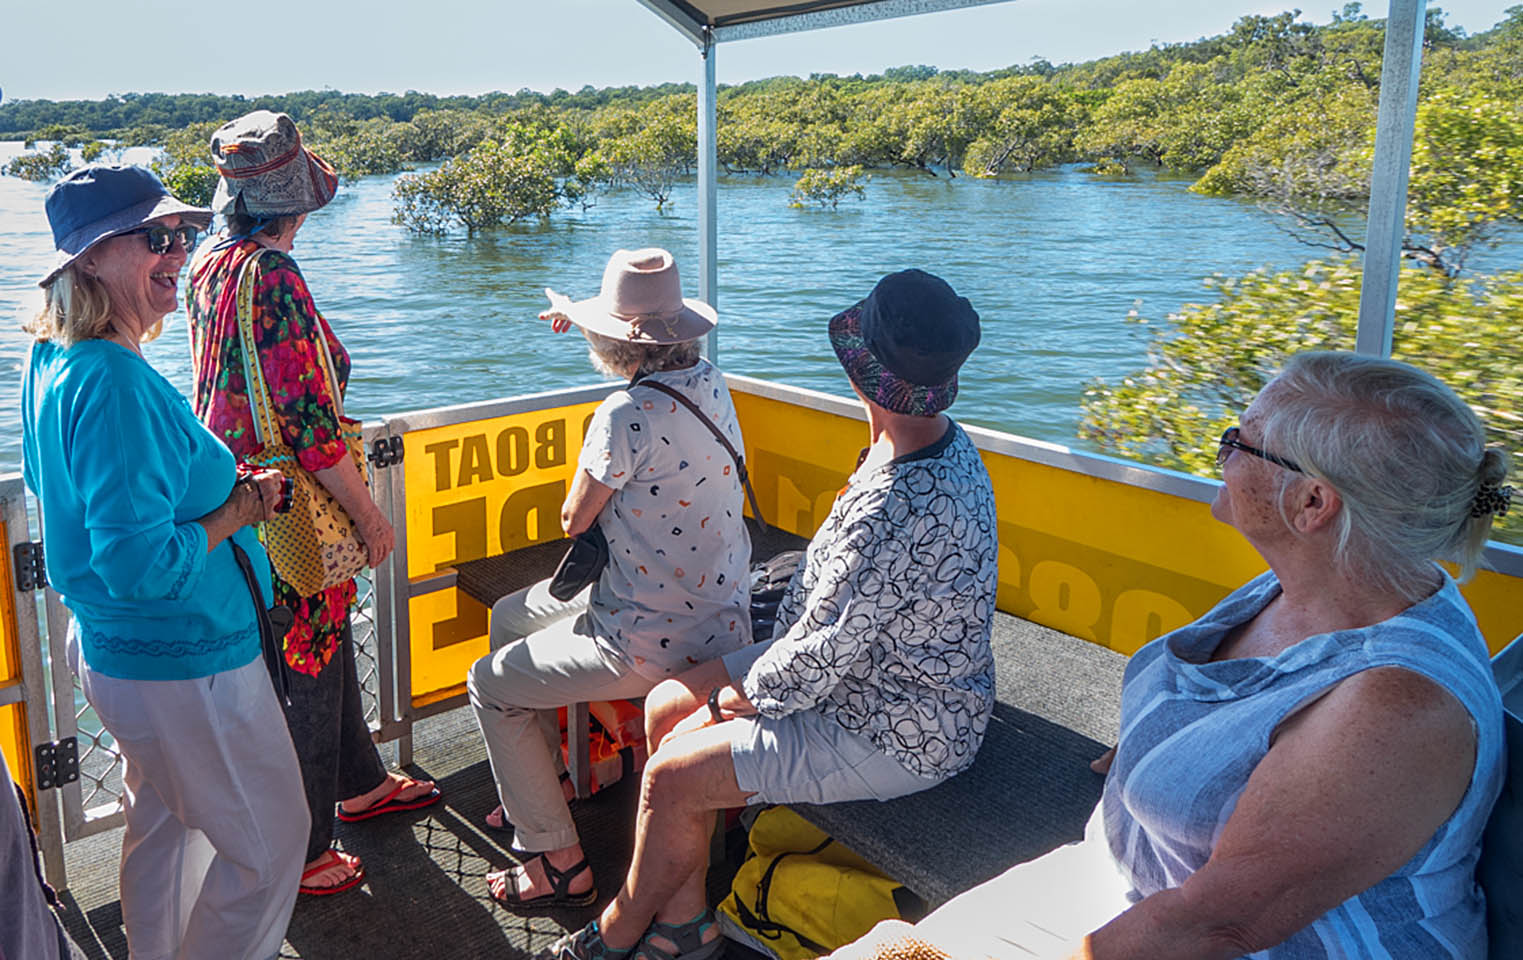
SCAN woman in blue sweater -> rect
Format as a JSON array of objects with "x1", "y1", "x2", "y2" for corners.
[{"x1": 20, "y1": 165, "x2": 308, "y2": 960}]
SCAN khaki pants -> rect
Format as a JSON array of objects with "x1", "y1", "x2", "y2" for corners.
[{"x1": 466, "y1": 580, "x2": 653, "y2": 851}]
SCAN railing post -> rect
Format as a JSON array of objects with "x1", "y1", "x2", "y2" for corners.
[
  {"x1": 2, "y1": 484, "x2": 69, "y2": 889},
  {"x1": 698, "y1": 28, "x2": 719, "y2": 363},
  {"x1": 1357, "y1": 0, "x2": 1427, "y2": 357}
]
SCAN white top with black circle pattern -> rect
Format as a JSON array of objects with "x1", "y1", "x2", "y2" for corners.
[{"x1": 741, "y1": 419, "x2": 999, "y2": 780}]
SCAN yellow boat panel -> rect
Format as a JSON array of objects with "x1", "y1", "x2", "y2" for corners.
[{"x1": 399, "y1": 388, "x2": 1523, "y2": 707}]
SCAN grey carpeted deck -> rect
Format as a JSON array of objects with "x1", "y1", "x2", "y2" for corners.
[{"x1": 53, "y1": 705, "x2": 656, "y2": 958}]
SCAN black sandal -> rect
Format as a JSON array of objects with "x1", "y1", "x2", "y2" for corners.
[
  {"x1": 492, "y1": 852, "x2": 597, "y2": 911},
  {"x1": 631, "y1": 910, "x2": 725, "y2": 960}
]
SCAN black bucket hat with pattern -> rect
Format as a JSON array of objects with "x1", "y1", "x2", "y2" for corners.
[{"x1": 829, "y1": 269, "x2": 981, "y2": 416}]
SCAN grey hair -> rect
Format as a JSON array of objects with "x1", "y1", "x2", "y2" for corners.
[
  {"x1": 1257, "y1": 351, "x2": 1511, "y2": 600},
  {"x1": 583, "y1": 329, "x2": 701, "y2": 380},
  {"x1": 24, "y1": 264, "x2": 163, "y2": 347}
]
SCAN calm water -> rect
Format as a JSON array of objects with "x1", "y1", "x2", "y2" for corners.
[{"x1": 4, "y1": 142, "x2": 1518, "y2": 476}]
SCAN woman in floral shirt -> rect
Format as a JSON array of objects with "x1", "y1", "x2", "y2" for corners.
[{"x1": 186, "y1": 111, "x2": 437, "y2": 896}]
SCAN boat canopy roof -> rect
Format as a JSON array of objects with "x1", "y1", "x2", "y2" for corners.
[{"x1": 634, "y1": 0, "x2": 1011, "y2": 44}]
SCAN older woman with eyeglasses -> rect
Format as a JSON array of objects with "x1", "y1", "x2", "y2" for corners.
[
  {"x1": 21, "y1": 164, "x2": 306, "y2": 958},
  {"x1": 834, "y1": 350, "x2": 1512, "y2": 960}
]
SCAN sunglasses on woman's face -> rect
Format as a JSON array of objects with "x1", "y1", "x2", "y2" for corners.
[{"x1": 120, "y1": 224, "x2": 199, "y2": 256}]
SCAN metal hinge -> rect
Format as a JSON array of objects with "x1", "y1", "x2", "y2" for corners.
[
  {"x1": 35, "y1": 738, "x2": 78, "y2": 791},
  {"x1": 368, "y1": 436, "x2": 405, "y2": 469},
  {"x1": 13, "y1": 541, "x2": 46, "y2": 591}
]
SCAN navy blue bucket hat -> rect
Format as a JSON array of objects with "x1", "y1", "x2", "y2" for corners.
[
  {"x1": 829, "y1": 269, "x2": 981, "y2": 416},
  {"x1": 39, "y1": 164, "x2": 212, "y2": 287}
]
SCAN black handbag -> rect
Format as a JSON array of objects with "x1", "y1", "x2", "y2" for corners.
[
  {"x1": 548, "y1": 525, "x2": 610, "y2": 601},
  {"x1": 749, "y1": 549, "x2": 805, "y2": 642}
]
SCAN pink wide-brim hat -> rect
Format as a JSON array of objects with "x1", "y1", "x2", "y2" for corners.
[{"x1": 563, "y1": 248, "x2": 716, "y2": 344}]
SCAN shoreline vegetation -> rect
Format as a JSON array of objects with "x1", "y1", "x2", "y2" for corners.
[{"x1": 4, "y1": 4, "x2": 1519, "y2": 540}]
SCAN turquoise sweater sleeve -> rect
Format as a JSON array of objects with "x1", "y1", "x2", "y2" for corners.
[
  {"x1": 66, "y1": 352, "x2": 210, "y2": 602},
  {"x1": 23, "y1": 340, "x2": 264, "y2": 681}
]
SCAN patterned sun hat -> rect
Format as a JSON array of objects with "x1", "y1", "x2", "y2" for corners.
[
  {"x1": 209, "y1": 110, "x2": 338, "y2": 218},
  {"x1": 829, "y1": 269, "x2": 981, "y2": 416}
]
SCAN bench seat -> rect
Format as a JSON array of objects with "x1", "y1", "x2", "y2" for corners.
[
  {"x1": 790, "y1": 613, "x2": 1127, "y2": 908},
  {"x1": 454, "y1": 525, "x2": 812, "y2": 797},
  {"x1": 456, "y1": 531, "x2": 1128, "y2": 908}
]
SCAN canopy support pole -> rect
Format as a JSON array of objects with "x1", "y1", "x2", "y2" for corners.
[
  {"x1": 1356, "y1": 0, "x2": 1427, "y2": 357},
  {"x1": 698, "y1": 29, "x2": 719, "y2": 362}
]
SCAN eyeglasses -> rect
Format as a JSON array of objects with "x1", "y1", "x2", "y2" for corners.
[
  {"x1": 1217, "y1": 426, "x2": 1303, "y2": 473},
  {"x1": 120, "y1": 224, "x2": 199, "y2": 256}
]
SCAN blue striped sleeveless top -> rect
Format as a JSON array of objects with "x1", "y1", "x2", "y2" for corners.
[{"x1": 1102, "y1": 571, "x2": 1504, "y2": 959}]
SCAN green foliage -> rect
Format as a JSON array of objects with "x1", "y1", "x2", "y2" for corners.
[
  {"x1": 391, "y1": 121, "x2": 585, "y2": 234},
  {"x1": 149, "y1": 121, "x2": 220, "y2": 206},
  {"x1": 1082, "y1": 158, "x2": 1131, "y2": 177},
  {"x1": 307, "y1": 115, "x2": 410, "y2": 182},
  {"x1": 1077, "y1": 62, "x2": 1261, "y2": 173},
  {"x1": 1079, "y1": 258, "x2": 1522, "y2": 542},
  {"x1": 157, "y1": 163, "x2": 221, "y2": 208},
  {"x1": 964, "y1": 77, "x2": 1083, "y2": 176},
  {"x1": 1191, "y1": 82, "x2": 1375, "y2": 200},
  {"x1": 789, "y1": 166, "x2": 867, "y2": 209},
  {"x1": 4, "y1": 143, "x2": 71, "y2": 181},
  {"x1": 1404, "y1": 90, "x2": 1523, "y2": 270},
  {"x1": 31, "y1": 124, "x2": 92, "y2": 146},
  {"x1": 5, "y1": 5, "x2": 1521, "y2": 264},
  {"x1": 80, "y1": 140, "x2": 108, "y2": 162},
  {"x1": 597, "y1": 96, "x2": 695, "y2": 207}
]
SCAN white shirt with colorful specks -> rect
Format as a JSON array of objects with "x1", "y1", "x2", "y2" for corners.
[{"x1": 581, "y1": 359, "x2": 753, "y2": 680}]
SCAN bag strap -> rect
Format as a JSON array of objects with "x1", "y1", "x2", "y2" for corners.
[
  {"x1": 232, "y1": 249, "x2": 281, "y2": 447},
  {"x1": 733, "y1": 836, "x2": 835, "y2": 952},
  {"x1": 634, "y1": 378, "x2": 765, "y2": 531},
  {"x1": 228, "y1": 539, "x2": 292, "y2": 706},
  {"x1": 232, "y1": 247, "x2": 349, "y2": 447}
]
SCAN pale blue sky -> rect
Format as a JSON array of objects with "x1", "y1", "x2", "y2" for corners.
[{"x1": 2, "y1": 1, "x2": 1516, "y2": 102}]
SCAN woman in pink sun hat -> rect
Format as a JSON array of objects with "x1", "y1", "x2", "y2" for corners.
[{"x1": 469, "y1": 247, "x2": 753, "y2": 911}]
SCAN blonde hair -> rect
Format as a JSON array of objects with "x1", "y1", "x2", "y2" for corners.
[
  {"x1": 25, "y1": 265, "x2": 164, "y2": 347},
  {"x1": 1259, "y1": 351, "x2": 1511, "y2": 599}
]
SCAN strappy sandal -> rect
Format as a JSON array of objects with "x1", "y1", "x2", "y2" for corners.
[
  {"x1": 492, "y1": 852, "x2": 597, "y2": 910},
  {"x1": 539, "y1": 920, "x2": 631, "y2": 960},
  {"x1": 631, "y1": 909, "x2": 725, "y2": 960}
]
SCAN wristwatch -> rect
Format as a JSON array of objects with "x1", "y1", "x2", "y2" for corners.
[{"x1": 708, "y1": 685, "x2": 725, "y2": 723}]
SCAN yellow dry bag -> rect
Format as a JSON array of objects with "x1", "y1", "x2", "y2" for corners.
[{"x1": 718, "y1": 807, "x2": 925, "y2": 960}]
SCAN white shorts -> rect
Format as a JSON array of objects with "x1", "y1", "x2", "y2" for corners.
[{"x1": 720, "y1": 641, "x2": 935, "y2": 806}]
